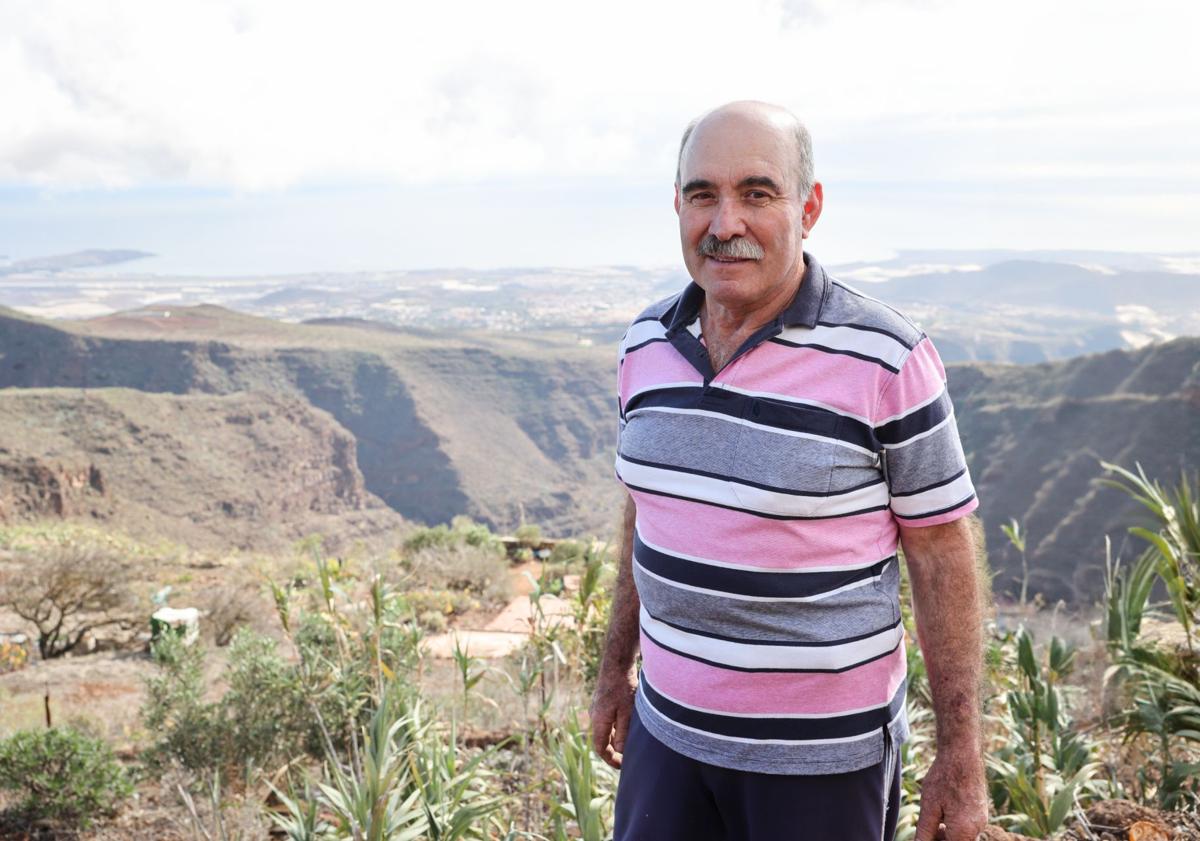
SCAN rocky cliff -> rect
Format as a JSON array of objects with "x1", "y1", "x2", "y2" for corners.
[
  {"x1": 0, "y1": 305, "x2": 621, "y2": 539},
  {"x1": 953, "y1": 338, "x2": 1200, "y2": 601},
  {"x1": 0, "y1": 387, "x2": 404, "y2": 551}
]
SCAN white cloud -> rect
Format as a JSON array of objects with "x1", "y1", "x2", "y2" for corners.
[{"x1": 2, "y1": 0, "x2": 1198, "y2": 192}]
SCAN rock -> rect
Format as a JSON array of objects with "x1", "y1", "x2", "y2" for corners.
[
  {"x1": 1128, "y1": 819, "x2": 1172, "y2": 841},
  {"x1": 1075, "y1": 800, "x2": 1182, "y2": 841},
  {"x1": 150, "y1": 606, "x2": 200, "y2": 646}
]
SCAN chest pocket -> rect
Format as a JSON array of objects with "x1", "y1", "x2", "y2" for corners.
[{"x1": 727, "y1": 396, "x2": 842, "y2": 519}]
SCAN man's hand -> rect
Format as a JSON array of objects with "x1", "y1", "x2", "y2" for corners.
[
  {"x1": 589, "y1": 664, "x2": 638, "y2": 769},
  {"x1": 589, "y1": 493, "x2": 640, "y2": 769},
  {"x1": 915, "y1": 746, "x2": 988, "y2": 841}
]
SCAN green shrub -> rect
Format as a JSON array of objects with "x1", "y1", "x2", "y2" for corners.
[
  {"x1": 547, "y1": 539, "x2": 585, "y2": 566},
  {"x1": 404, "y1": 523, "x2": 457, "y2": 553},
  {"x1": 142, "y1": 629, "x2": 314, "y2": 777},
  {"x1": 404, "y1": 518, "x2": 501, "y2": 554},
  {"x1": 220, "y1": 630, "x2": 312, "y2": 765},
  {"x1": 450, "y1": 515, "x2": 502, "y2": 549},
  {"x1": 0, "y1": 727, "x2": 132, "y2": 827},
  {"x1": 141, "y1": 632, "x2": 214, "y2": 773},
  {"x1": 413, "y1": 544, "x2": 509, "y2": 603},
  {"x1": 400, "y1": 588, "x2": 480, "y2": 620},
  {"x1": 514, "y1": 523, "x2": 542, "y2": 547}
]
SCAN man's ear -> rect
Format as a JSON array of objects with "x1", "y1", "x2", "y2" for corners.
[
  {"x1": 801, "y1": 182, "x2": 824, "y2": 239},
  {"x1": 674, "y1": 183, "x2": 681, "y2": 215}
]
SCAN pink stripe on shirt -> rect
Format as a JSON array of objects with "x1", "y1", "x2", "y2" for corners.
[
  {"x1": 629, "y1": 488, "x2": 898, "y2": 569},
  {"x1": 640, "y1": 630, "x2": 907, "y2": 716},
  {"x1": 874, "y1": 337, "x2": 946, "y2": 423},
  {"x1": 620, "y1": 341, "x2": 704, "y2": 399},
  {"x1": 717, "y1": 342, "x2": 887, "y2": 421}
]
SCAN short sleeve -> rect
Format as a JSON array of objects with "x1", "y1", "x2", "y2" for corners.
[
  {"x1": 615, "y1": 328, "x2": 630, "y2": 477},
  {"x1": 873, "y1": 335, "x2": 977, "y2": 527}
]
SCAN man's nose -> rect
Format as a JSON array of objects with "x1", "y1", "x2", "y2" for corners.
[{"x1": 708, "y1": 197, "x2": 746, "y2": 240}]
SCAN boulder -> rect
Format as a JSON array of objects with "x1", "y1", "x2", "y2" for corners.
[{"x1": 150, "y1": 607, "x2": 200, "y2": 646}]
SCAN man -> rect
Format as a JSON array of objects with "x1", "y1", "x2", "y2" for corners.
[{"x1": 590, "y1": 101, "x2": 988, "y2": 841}]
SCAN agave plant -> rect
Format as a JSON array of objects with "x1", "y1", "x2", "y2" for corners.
[
  {"x1": 404, "y1": 703, "x2": 504, "y2": 841},
  {"x1": 1108, "y1": 660, "x2": 1200, "y2": 809},
  {"x1": 451, "y1": 635, "x2": 489, "y2": 716},
  {"x1": 268, "y1": 781, "x2": 334, "y2": 841},
  {"x1": 986, "y1": 628, "x2": 1105, "y2": 837},
  {"x1": 548, "y1": 712, "x2": 617, "y2": 841},
  {"x1": 1104, "y1": 538, "x2": 1159, "y2": 659},
  {"x1": 317, "y1": 694, "x2": 426, "y2": 841},
  {"x1": 1001, "y1": 518, "x2": 1030, "y2": 608},
  {"x1": 1101, "y1": 461, "x2": 1200, "y2": 658}
]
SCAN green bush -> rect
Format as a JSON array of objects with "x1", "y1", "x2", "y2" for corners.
[
  {"x1": 399, "y1": 588, "x2": 481, "y2": 621},
  {"x1": 403, "y1": 523, "x2": 457, "y2": 553},
  {"x1": 450, "y1": 515, "x2": 502, "y2": 549},
  {"x1": 547, "y1": 539, "x2": 586, "y2": 566},
  {"x1": 142, "y1": 605, "x2": 407, "y2": 781},
  {"x1": 140, "y1": 633, "x2": 212, "y2": 772},
  {"x1": 0, "y1": 727, "x2": 132, "y2": 827},
  {"x1": 514, "y1": 523, "x2": 542, "y2": 547},
  {"x1": 404, "y1": 517, "x2": 501, "y2": 554},
  {"x1": 142, "y1": 629, "x2": 314, "y2": 777},
  {"x1": 406, "y1": 544, "x2": 510, "y2": 606}
]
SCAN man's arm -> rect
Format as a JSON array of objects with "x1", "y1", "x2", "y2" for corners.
[
  {"x1": 589, "y1": 492, "x2": 640, "y2": 769},
  {"x1": 900, "y1": 515, "x2": 989, "y2": 841}
]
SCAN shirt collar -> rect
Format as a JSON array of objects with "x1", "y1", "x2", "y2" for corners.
[{"x1": 664, "y1": 251, "x2": 829, "y2": 334}]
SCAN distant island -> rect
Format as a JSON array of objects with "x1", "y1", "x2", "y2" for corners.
[{"x1": 0, "y1": 248, "x2": 155, "y2": 277}]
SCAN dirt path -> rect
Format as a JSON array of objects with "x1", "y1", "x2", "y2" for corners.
[{"x1": 422, "y1": 560, "x2": 578, "y2": 659}]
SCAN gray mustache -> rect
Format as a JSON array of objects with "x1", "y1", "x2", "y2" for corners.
[{"x1": 698, "y1": 235, "x2": 764, "y2": 260}]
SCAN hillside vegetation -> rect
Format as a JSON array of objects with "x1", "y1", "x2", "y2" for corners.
[{"x1": 0, "y1": 477, "x2": 1198, "y2": 839}]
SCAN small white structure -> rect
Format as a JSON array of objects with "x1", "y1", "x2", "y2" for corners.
[{"x1": 150, "y1": 607, "x2": 200, "y2": 647}]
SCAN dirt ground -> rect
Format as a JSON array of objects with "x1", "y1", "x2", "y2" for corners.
[{"x1": 0, "y1": 557, "x2": 577, "y2": 837}]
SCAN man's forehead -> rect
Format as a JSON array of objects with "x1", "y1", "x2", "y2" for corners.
[{"x1": 680, "y1": 109, "x2": 799, "y2": 185}]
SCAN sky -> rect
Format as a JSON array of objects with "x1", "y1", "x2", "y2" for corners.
[{"x1": 2, "y1": 0, "x2": 1198, "y2": 275}]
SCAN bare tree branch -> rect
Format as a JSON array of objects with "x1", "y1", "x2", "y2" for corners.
[{"x1": 0, "y1": 544, "x2": 137, "y2": 659}]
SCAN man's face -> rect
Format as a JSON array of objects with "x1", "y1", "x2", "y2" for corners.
[{"x1": 674, "y1": 111, "x2": 821, "y2": 316}]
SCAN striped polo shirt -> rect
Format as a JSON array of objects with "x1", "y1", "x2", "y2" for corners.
[{"x1": 615, "y1": 252, "x2": 978, "y2": 775}]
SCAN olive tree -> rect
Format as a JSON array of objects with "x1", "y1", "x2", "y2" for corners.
[{"x1": 0, "y1": 544, "x2": 136, "y2": 659}]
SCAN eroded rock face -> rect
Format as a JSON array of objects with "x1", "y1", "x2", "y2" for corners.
[
  {"x1": 0, "y1": 389, "x2": 405, "y2": 551},
  {"x1": 0, "y1": 457, "x2": 109, "y2": 520}
]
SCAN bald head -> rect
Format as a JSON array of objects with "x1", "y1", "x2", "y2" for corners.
[{"x1": 675, "y1": 101, "x2": 815, "y2": 199}]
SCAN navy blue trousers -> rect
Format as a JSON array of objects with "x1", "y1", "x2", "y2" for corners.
[{"x1": 614, "y1": 707, "x2": 901, "y2": 841}]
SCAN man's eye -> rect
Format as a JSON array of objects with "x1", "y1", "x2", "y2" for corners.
[
  {"x1": 688, "y1": 193, "x2": 716, "y2": 205},
  {"x1": 746, "y1": 190, "x2": 771, "y2": 202}
]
